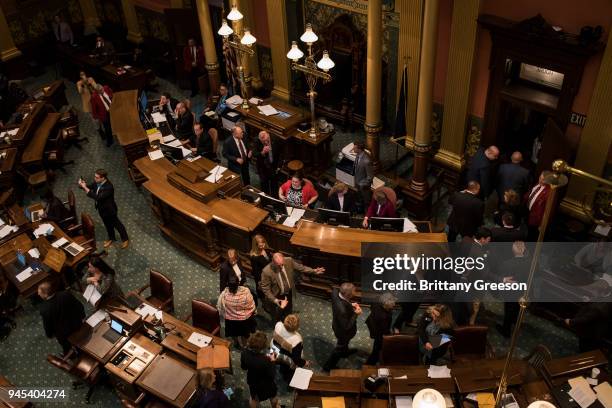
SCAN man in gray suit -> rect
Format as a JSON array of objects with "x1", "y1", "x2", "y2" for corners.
[
  {"x1": 353, "y1": 141, "x2": 373, "y2": 211},
  {"x1": 260, "y1": 253, "x2": 325, "y2": 321}
]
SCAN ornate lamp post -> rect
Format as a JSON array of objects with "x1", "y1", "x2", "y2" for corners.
[
  {"x1": 286, "y1": 23, "x2": 335, "y2": 139},
  {"x1": 217, "y1": 5, "x2": 256, "y2": 110}
]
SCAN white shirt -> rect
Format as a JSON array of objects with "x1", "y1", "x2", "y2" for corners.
[
  {"x1": 232, "y1": 263, "x2": 242, "y2": 281},
  {"x1": 528, "y1": 185, "x2": 545, "y2": 210},
  {"x1": 337, "y1": 194, "x2": 345, "y2": 211},
  {"x1": 234, "y1": 137, "x2": 247, "y2": 159}
]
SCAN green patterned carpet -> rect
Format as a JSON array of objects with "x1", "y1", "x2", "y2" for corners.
[{"x1": 0, "y1": 69, "x2": 580, "y2": 407}]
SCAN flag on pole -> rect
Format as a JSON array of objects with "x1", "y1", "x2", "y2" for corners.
[{"x1": 393, "y1": 64, "x2": 408, "y2": 137}]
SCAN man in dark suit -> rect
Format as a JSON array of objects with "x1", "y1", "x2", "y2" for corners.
[
  {"x1": 496, "y1": 151, "x2": 530, "y2": 200},
  {"x1": 223, "y1": 126, "x2": 251, "y2": 186},
  {"x1": 466, "y1": 145, "x2": 499, "y2": 199},
  {"x1": 38, "y1": 281, "x2": 85, "y2": 355},
  {"x1": 78, "y1": 169, "x2": 129, "y2": 249},
  {"x1": 219, "y1": 248, "x2": 247, "y2": 292},
  {"x1": 490, "y1": 212, "x2": 527, "y2": 243},
  {"x1": 92, "y1": 35, "x2": 115, "y2": 61},
  {"x1": 156, "y1": 93, "x2": 177, "y2": 129},
  {"x1": 40, "y1": 189, "x2": 70, "y2": 224},
  {"x1": 183, "y1": 38, "x2": 205, "y2": 97},
  {"x1": 260, "y1": 253, "x2": 324, "y2": 322},
  {"x1": 352, "y1": 141, "x2": 373, "y2": 210},
  {"x1": 446, "y1": 181, "x2": 484, "y2": 242},
  {"x1": 253, "y1": 130, "x2": 281, "y2": 196},
  {"x1": 174, "y1": 102, "x2": 195, "y2": 141},
  {"x1": 525, "y1": 171, "x2": 551, "y2": 241},
  {"x1": 323, "y1": 283, "x2": 362, "y2": 371},
  {"x1": 495, "y1": 241, "x2": 530, "y2": 338}
]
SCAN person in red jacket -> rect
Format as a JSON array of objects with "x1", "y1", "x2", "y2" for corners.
[
  {"x1": 363, "y1": 189, "x2": 397, "y2": 228},
  {"x1": 278, "y1": 172, "x2": 319, "y2": 209},
  {"x1": 524, "y1": 170, "x2": 551, "y2": 241},
  {"x1": 90, "y1": 82, "x2": 114, "y2": 147},
  {"x1": 183, "y1": 38, "x2": 205, "y2": 97}
]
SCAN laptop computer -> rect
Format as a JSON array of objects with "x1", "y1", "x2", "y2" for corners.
[{"x1": 102, "y1": 319, "x2": 124, "y2": 343}]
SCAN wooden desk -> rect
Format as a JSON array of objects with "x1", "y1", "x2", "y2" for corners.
[
  {"x1": 0, "y1": 102, "x2": 46, "y2": 150},
  {"x1": 0, "y1": 375, "x2": 32, "y2": 408},
  {"x1": 234, "y1": 99, "x2": 306, "y2": 141},
  {"x1": 290, "y1": 129, "x2": 335, "y2": 176},
  {"x1": 452, "y1": 359, "x2": 527, "y2": 394},
  {"x1": 166, "y1": 158, "x2": 242, "y2": 203},
  {"x1": 295, "y1": 374, "x2": 361, "y2": 408},
  {"x1": 135, "y1": 353, "x2": 198, "y2": 408},
  {"x1": 32, "y1": 80, "x2": 67, "y2": 111},
  {"x1": 69, "y1": 320, "x2": 129, "y2": 364},
  {"x1": 0, "y1": 233, "x2": 50, "y2": 297},
  {"x1": 21, "y1": 112, "x2": 60, "y2": 166},
  {"x1": 0, "y1": 148, "x2": 18, "y2": 189},
  {"x1": 110, "y1": 90, "x2": 148, "y2": 182},
  {"x1": 543, "y1": 349, "x2": 608, "y2": 383},
  {"x1": 144, "y1": 311, "x2": 230, "y2": 365},
  {"x1": 361, "y1": 365, "x2": 455, "y2": 395},
  {"x1": 100, "y1": 64, "x2": 147, "y2": 91}
]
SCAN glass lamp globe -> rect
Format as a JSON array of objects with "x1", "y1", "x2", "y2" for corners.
[
  {"x1": 240, "y1": 29, "x2": 257, "y2": 46},
  {"x1": 413, "y1": 389, "x2": 446, "y2": 408},
  {"x1": 300, "y1": 23, "x2": 318, "y2": 44},
  {"x1": 527, "y1": 402, "x2": 555, "y2": 408},
  {"x1": 286, "y1": 41, "x2": 304, "y2": 61},
  {"x1": 317, "y1": 50, "x2": 335, "y2": 71},
  {"x1": 218, "y1": 20, "x2": 233, "y2": 37},
  {"x1": 227, "y1": 5, "x2": 243, "y2": 21}
]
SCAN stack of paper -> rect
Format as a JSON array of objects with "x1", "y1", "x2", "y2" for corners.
[
  {"x1": 27, "y1": 248, "x2": 40, "y2": 258},
  {"x1": 83, "y1": 284, "x2": 102, "y2": 307},
  {"x1": 148, "y1": 150, "x2": 164, "y2": 160},
  {"x1": 282, "y1": 208, "x2": 305, "y2": 228},
  {"x1": 0, "y1": 128, "x2": 19, "y2": 139},
  {"x1": 427, "y1": 365, "x2": 451, "y2": 378},
  {"x1": 341, "y1": 142, "x2": 357, "y2": 161},
  {"x1": 51, "y1": 237, "x2": 69, "y2": 248},
  {"x1": 204, "y1": 165, "x2": 227, "y2": 183},
  {"x1": 249, "y1": 97, "x2": 262, "y2": 105},
  {"x1": 163, "y1": 139, "x2": 182, "y2": 148},
  {"x1": 225, "y1": 95, "x2": 243, "y2": 108},
  {"x1": 188, "y1": 332, "x2": 212, "y2": 348},
  {"x1": 568, "y1": 377, "x2": 598, "y2": 408},
  {"x1": 151, "y1": 112, "x2": 167, "y2": 123},
  {"x1": 258, "y1": 104, "x2": 279, "y2": 116},
  {"x1": 16, "y1": 267, "x2": 33, "y2": 282},
  {"x1": 135, "y1": 303, "x2": 158, "y2": 318},
  {"x1": 594, "y1": 382, "x2": 612, "y2": 408},
  {"x1": 86, "y1": 310, "x2": 107, "y2": 327},
  {"x1": 395, "y1": 396, "x2": 413, "y2": 408},
  {"x1": 0, "y1": 224, "x2": 18, "y2": 238},
  {"x1": 289, "y1": 367, "x2": 313, "y2": 390},
  {"x1": 403, "y1": 218, "x2": 418, "y2": 233},
  {"x1": 162, "y1": 135, "x2": 176, "y2": 143},
  {"x1": 33, "y1": 223, "x2": 54, "y2": 238}
]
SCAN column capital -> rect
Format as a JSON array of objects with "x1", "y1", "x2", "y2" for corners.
[
  {"x1": 364, "y1": 122, "x2": 383, "y2": 134},
  {"x1": 434, "y1": 148, "x2": 464, "y2": 171},
  {"x1": 205, "y1": 62, "x2": 219, "y2": 71}
]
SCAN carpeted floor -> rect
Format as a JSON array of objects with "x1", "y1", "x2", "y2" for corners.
[{"x1": 0, "y1": 68, "x2": 580, "y2": 407}]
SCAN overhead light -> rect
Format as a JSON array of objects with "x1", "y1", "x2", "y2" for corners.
[
  {"x1": 527, "y1": 402, "x2": 555, "y2": 408},
  {"x1": 413, "y1": 388, "x2": 446, "y2": 408},
  {"x1": 240, "y1": 29, "x2": 256, "y2": 46},
  {"x1": 218, "y1": 19, "x2": 233, "y2": 37},
  {"x1": 300, "y1": 23, "x2": 318, "y2": 44},
  {"x1": 227, "y1": 5, "x2": 243, "y2": 21},
  {"x1": 317, "y1": 50, "x2": 335, "y2": 71},
  {"x1": 286, "y1": 41, "x2": 304, "y2": 61}
]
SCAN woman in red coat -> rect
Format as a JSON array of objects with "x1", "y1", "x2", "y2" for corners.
[
  {"x1": 90, "y1": 82, "x2": 114, "y2": 147},
  {"x1": 363, "y1": 189, "x2": 397, "y2": 228},
  {"x1": 278, "y1": 172, "x2": 318, "y2": 209}
]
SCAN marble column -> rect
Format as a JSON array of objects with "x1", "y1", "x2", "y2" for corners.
[
  {"x1": 266, "y1": 0, "x2": 291, "y2": 101},
  {"x1": 395, "y1": 0, "x2": 423, "y2": 148},
  {"x1": 195, "y1": 0, "x2": 220, "y2": 93},
  {"x1": 0, "y1": 5, "x2": 21, "y2": 61},
  {"x1": 410, "y1": 0, "x2": 439, "y2": 192},
  {"x1": 120, "y1": 0, "x2": 144, "y2": 44},
  {"x1": 436, "y1": 0, "x2": 481, "y2": 173},
  {"x1": 561, "y1": 31, "x2": 612, "y2": 221},
  {"x1": 230, "y1": 0, "x2": 253, "y2": 97},
  {"x1": 364, "y1": 0, "x2": 383, "y2": 171},
  {"x1": 78, "y1": 0, "x2": 101, "y2": 35}
]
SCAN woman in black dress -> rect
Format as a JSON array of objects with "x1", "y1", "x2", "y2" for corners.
[
  {"x1": 249, "y1": 234, "x2": 272, "y2": 301},
  {"x1": 241, "y1": 331, "x2": 279, "y2": 408}
]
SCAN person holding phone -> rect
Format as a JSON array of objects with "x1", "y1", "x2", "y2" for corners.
[
  {"x1": 323, "y1": 283, "x2": 362, "y2": 371},
  {"x1": 241, "y1": 331, "x2": 280, "y2": 408}
]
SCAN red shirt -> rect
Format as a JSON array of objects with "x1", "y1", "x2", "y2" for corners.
[
  {"x1": 366, "y1": 199, "x2": 397, "y2": 218},
  {"x1": 280, "y1": 179, "x2": 318, "y2": 206}
]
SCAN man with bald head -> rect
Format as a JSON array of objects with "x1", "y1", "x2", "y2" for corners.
[
  {"x1": 446, "y1": 180, "x2": 484, "y2": 242},
  {"x1": 260, "y1": 252, "x2": 325, "y2": 321},
  {"x1": 496, "y1": 151, "x2": 530, "y2": 200},
  {"x1": 253, "y1": 130, "x2": 282, "y2": 196},
  {"x1": 223, "y1": 126, "x2": 252, "y2": 185},
  {"x1": 467, "y1": 145, "x2": 499, "y2": 199}
]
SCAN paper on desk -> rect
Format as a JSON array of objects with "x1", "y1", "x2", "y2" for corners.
[
  {"x1": 258, "y1": 104, "x2": 279, "y2": 116},
  {"x1": 164, "y1": 139, "x2": 183, "y2": 148},
  {"x1": 594, "y1": 224, "x2": 611, "y2": 237},
  {"x1": 33, "y1": 223, "x2": 54, "y2": 238},
  {"x1": 0, "y1": 218, "x2": 4, "y2": 226},
  {"x1": 282, "y1": 208, "x2": 305, "y2": 228},
  {"x1": 289, "y1": 367, "x2": 313, "y2": 390},
  {"x1": 16, "y1": 267, "x2": 33, "y2": 282},
  {"x1": 395, "y1": 396, "x2": 413, "y2": 408},
  {"x1": 427, "y1": 365, "x2": 451, "y2": 378},
  {"x1": 135, "y1": 303, "x2": 158, "y2": 318},
  {"x1": 341, "y1": 142, "x2": 357, "y2": 161},
  {"x1": 205, "y1": 165, "x2": 227, "y2": 183},
  {"x1": 162, "y1": 135, "x2": 176, "y2": 143},
  {"x1": 180, "y1": 147, "x2": 191, "y2": 158},
  {"x1": 4, "y1": 128, "x2": 19, "y2": 136},
  {"x1": 188, "y1": 332, "x2": 212, "y2": 348},
  {"x1": 403, "y1": 218, "x2": 418, "y2": 233},
  {"x1": 22, "y1": 113, "x2": 28, "y2": 120},
  {"x1": 594, "y1": 382, "x2": 612, "y2": 408},
  {"x1": 51, "y1": 237, "x2": 69, "y2": 248},
  {"x1": 249, "y1": 97, "x2": 262, "y2": 105},
  {"x1": 568, "y1": 376, "x2": 597, "y2": 408},
  {"x1": 83, "y1": 284, "x2": 102, "y2": 307},
  {"x1": 204, "y1": 110, "x2": 216, "y2": 118},
  {"x1": 0, "y1": 224, "x2": 17, "y2": 238},
  {"x1": 86, "y1": 310, "x2": 106, "y2": 327},
  {"x1": 28, "y1": 248, "x2": 40, "y2": 259},
  {"x1": 151, "y1": 112, "x2": 167, "y2": 123},
  {"x1": 154, "y1": 310, "x2": 163, "y2": 322},
  {"x1": 186, "y1": 155, "x2": 201, "y2": 162},
  {"x1": 225, "y1": 95, "x2": 243, "y2": 108},
  {"x1": 226, "y1": 111, "x2": 239, "y2": 118},
  {"x1": 148, "y1": 150, "x2": 164, "y2": 160}
]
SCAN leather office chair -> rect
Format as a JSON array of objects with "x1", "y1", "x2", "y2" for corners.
[
  {"x1": 450, "y1": 325, "x2": 494, "y2": 362},
  {"x1": 57, "y1": 190, "x2": 77, "y2": 231},
  {"x1": 69, "y1": 213, "x2": 96, "y2": 252},
  {"x1": 45, "y1": 128, "x2": 74, "y2": 173},
  {"x1": 130, "y1": 269, "x2": 174, "y2": 313},
  {"x1": 17, "y1": 167, "x2": 47, "y2": 194},
  {"x1": 46, "y1": 349, "x2": 101, "y2": 403},
  {"x1": 185, "y1": 299, "x2": 221, "y2": 336},
  {"x1": 523, "y1": 344, "x2": 552, "y2": 383},
  {"x1": 380, "y1": 334, "x2": 420, "y2": 365}
]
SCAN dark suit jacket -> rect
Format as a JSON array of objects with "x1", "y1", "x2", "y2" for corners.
[
  {"x1": 325, "y1": 191, "x2": 356, "y2": 213},
  {"x1": 447, "y1": 191, "x2": 484, "y2": 237},
  {"x1": 175, "y1": 110, "x2": 194, "y2": 140},
  {"x1": 365, "y1": 302, "x2": 392, "y2": 339},
  {"x1": 44, "y1": 197, "x2": 70, "y2": 223},
  {"x1": 354, "y1": 152, "x2": 373, "y2": 189},
  {"x1": 157, "y1": 99, "x2": 176, "y2": 129},
  {"x1": 252, "y1": 138, "x2": 281, "y2": 178},
  {"x1": 223, "y1": 137, "x2": 249, "y2": 175},
  {"x1": 39, "y1": 290, "x2": 85, "y2": 341},
  {"x1": 219, "y1": 259, "x2": 247, "y2": 292},
  {"x1": 497, "y1": 256, "x2": 530, "y2": 300},
  {"x1": 490, "y1": 225, "x2": 527, "y2": 242},
  {"x1": 331, "y1": 288, "x2": 358, "y2": 341},
  {"x1": 467, "y1": 147, "x2": 496, "y2": 197},
  {"x1": 497, "y1": 162, "x2": 530, "y2": 198},
  {"x1": 190, "y1": 130, "x2": 215, "y2": 159},
  {"x1": 86, "y1": 180, "x2": 118, "y2": 217}
]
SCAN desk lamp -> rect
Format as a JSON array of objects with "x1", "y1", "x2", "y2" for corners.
[
  {"x1": 527, "y1": 402, "x2": 555, "y2": 408},
  {"x1": 413, "y1": 388, "x2": 446, "y2": 408}
]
